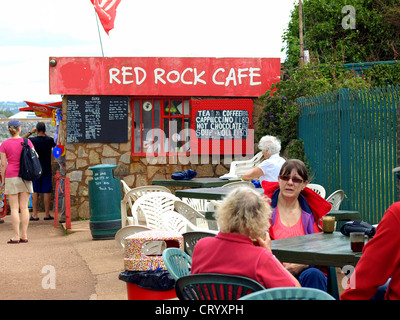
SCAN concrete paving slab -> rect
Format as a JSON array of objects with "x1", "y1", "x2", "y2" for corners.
[{"x1": 0, "y1": 212, "x2": 127, "y2": 300}]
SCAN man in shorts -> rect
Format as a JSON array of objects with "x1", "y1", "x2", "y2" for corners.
[{"x1": 26, "y1": 122, "x2": 56, "y2": 221}]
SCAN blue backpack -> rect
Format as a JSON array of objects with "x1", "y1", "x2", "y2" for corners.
[{"x1": 19, "y1": 138, "x2": 42, "y2": 181}]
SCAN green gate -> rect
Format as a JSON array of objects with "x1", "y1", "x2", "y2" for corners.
[{"x1": 298, "y1": 86, "x2": 399, "y2": 224}]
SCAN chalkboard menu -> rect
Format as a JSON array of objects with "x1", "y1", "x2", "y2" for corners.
[
  {"x1": 190, "y1": 99, "x2": 254, "y2": 155},
  {"x1": 67, "y1": 96, "x2": 128, "y2": 143},
  {"x1": 194, "y1": 109, "x2": 250, "y2": 139}
]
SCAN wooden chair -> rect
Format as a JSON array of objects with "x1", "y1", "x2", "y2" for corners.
[
  {"x1": 307, "y1": 183, "x2": 326, "y2": 198},
  {"x1": 219, "y1": 152, "x2": 264, "y2": 179},
  {"x1": 175, "y1": 273, "x2": 265, "y2": 300},
  {"x1": 239, "y1": 287, "x2": 335, "y2": 300},
  {"x1": 120, "y1": 185, "x2": 171, "y2": 227}
]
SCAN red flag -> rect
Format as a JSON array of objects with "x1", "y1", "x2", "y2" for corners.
[{"x1": 91, "y1": 0, "x2": 122, "y2": 35}]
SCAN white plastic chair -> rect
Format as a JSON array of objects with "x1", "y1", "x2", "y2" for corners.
[
  {"x1": 326, "y1": 190, "x2": 345, "y2": 210},
  {"x1": 219, "y1": 152, "x2": 264, "y2": 179},
  {"x1": 161, "y1": 211, "x2": 201, "y2": 233},
  {"x1": 181, "y1": 198, "x2": 210, "y2": 213},
  {"x1": 221, "y1": 181, "x2": 255, "y2": 189},
  {"x1": 130, "y1": 192, "x2": 180, "y2": 229},
  {"x1": 174, "y1": 200, "x2": 215, "y2": 230},
  {"x1": 307, "y1": 183, "x2": 326, "y2": 199},
  {"x1": 120, "y1": 185, "x2": 172, "y2": 227},
  {"x1": 120, "y1": 180, "x2": 132, "y2": 196},
  {"x1": 114, "y1": 225, "x2": 151, "y2": 248}
]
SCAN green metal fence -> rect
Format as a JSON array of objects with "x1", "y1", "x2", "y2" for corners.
[{"x1": 298, "y1": 86, "x2": 399, "y2": 224}]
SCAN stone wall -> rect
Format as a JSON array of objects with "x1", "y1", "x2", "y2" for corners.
[{"x1": 61, "y1": 97, "x2": 260, "y2": 220}]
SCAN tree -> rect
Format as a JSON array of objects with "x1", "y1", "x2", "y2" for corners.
[{"x1": 283, "y1": 0, "x2": 400, "y2": 69}]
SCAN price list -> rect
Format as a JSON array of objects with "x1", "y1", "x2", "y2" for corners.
[{"x1": 67, "y1": 96, "x2": 128, "y2": 143}]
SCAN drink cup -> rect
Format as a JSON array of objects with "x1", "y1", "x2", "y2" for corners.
[
  {"x1": 350, "y1": 232, "x2": 365, "y2": 252},
  {"x1": 322, "y1": 216, "x2": 336, "y2": 233}
]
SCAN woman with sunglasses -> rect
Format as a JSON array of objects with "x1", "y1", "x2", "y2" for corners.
[{"x1": 262, "y1": 159, "x2": 332, "y2": 291}]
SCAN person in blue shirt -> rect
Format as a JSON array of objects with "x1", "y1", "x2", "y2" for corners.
[{"x1": 26, "y1": 122, "x2": 56, "y2": 221}]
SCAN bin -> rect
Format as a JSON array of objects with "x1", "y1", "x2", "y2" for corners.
[
  {"x1": 120, "y1": 230, "x2": 184, "y2": 300},
  {"x1": 88, "y1": 164, "x2": 122, "y2": 240}
]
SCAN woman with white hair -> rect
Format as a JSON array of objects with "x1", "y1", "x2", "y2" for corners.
[
  {"x1": 242, "y1": 135, "x2": 285, "y2": 183},
  {"x1": 191, "y1": 187, "x2": 300, "y2": 288}
]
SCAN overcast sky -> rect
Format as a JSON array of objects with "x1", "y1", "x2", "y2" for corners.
[{"x1": 0, "y1": 0, "x2": 295, "y2": 103}]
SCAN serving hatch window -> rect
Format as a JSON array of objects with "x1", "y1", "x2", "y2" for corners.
[
  {"x1": 131, "y1": 98, "x2": 254, "y2": 157},
  {"x1": 132, "y1": 98, "x2": 191, "y2": 156}
]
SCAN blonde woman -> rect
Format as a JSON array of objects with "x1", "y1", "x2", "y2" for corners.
[
  {"x1": 0, "y1": 119, "x2": 35, "y2": 243},
  {"x1": 191, "y1": 187, "x2": 299, "y2": 288}
]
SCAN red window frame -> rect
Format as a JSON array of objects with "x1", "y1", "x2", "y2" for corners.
[{"x1": 131, "y1": 97, "x2": 191, "y2": 156}]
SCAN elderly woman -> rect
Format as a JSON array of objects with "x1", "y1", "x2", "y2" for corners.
[
  {"x1": 262, "y1": 159, "x2": 332, "y2": 291},
  {"x1": 0, "y1": 119, "x2": 35, "y2": 243},
  {"x1": 242, "y1": 135, "x2": 285, "y2": 183},
  {"x1": 191, "y1": 187, "x2": 300, "y2": 288}
]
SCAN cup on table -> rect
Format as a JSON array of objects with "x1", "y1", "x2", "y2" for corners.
[
  {"x1": 322, "y1": 216, "x2": 336, "y2": 233},
  {"x1": 350, "y1": 232, "x2": 365, "y2": 252}
]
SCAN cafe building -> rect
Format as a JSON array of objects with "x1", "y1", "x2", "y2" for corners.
[{"x1": 48, "y1": 56, "x2": 280, "y2": 219}]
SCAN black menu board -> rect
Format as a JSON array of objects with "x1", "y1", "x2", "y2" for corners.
[{"x1": 66, "y1": 96, "x2": 128, "y2": 143}]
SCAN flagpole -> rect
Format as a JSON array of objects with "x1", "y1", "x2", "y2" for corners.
[{"x1": 94, "y1": 9, "x2": 105, "y2": 57}]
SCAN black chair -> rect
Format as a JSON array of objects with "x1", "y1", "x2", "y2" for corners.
[
  {"x1": 175, "y1": 273, "x2": 265, "y2": 300},
  {"x1": 182, "y1": 231, "x2": 217, "y2": 256}
]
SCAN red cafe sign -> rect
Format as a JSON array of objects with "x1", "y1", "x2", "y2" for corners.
[{"x1": 49, "y1": 57, "x2": 280, "y2": 97}]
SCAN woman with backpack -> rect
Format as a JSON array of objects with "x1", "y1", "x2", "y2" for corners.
[{"x1": 0, "y1": 119, "x2": 35, "y2": 244}]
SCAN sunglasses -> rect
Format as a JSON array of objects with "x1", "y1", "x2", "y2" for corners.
[{"x1": 279, "y1": 175, "x2": 304, "y2": 184}]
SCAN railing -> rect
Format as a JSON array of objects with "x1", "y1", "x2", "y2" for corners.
[{"x1": 298, "y1": 86, "x2": 399, "y2": 224}]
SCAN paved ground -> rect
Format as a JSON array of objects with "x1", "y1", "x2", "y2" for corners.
[
  {"x1": 0, "y1": 211, "x2": 128, "y2": 300},
  {"x1": 1, "y1": 211, "x2": 347, "y2": 300}
]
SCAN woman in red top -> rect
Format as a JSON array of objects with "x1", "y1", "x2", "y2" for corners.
[
  {"x1": 341, "y1": 202, "x2": 400, "y2": 300},
  {"x1": 191, "y1": 187, "x2": 300, "y2": 289},
  {"x1": 0, "y1": 119, "x2": 35, "y2": 244}
]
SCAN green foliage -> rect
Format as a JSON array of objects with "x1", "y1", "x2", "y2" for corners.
[
  {"x1": 256, "y1": 63, "x2": 370, "y2": 159},
  {"x1": 255, "y1": 0, "x2": 400, "y2": 161},
  {"x1": 256, "y1": 61, "x2": 400, "y2": 160},
  {"x1": 283, "y1": 0, "x2": 400, "y2": 69},
  {"x1": 362, "y1": 61, "x2": 400, "y2": 86}
]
